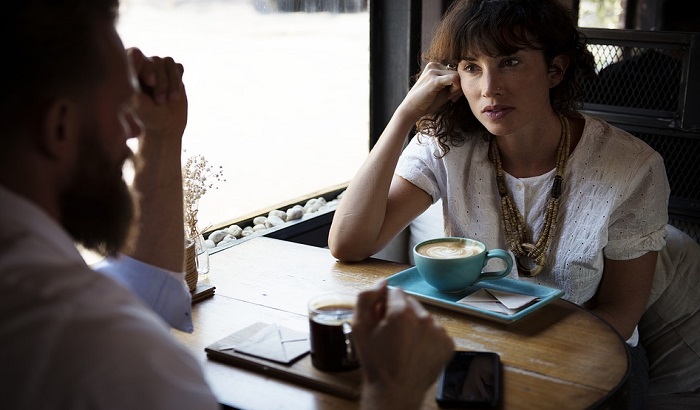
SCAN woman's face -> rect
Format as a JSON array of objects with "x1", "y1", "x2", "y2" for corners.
[{"x1": 457, "y1": 47, "x2": 564, "y2": 137}]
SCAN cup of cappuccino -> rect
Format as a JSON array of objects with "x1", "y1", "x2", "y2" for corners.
[
  {"x1": 307, "y1": 292, "x2": 359, "y2": 372},
  {"x1": 413, "y1": 237, "x2": 513, "y2": 293}
]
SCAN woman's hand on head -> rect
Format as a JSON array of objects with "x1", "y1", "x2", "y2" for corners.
[{"x1": 397, "y1": 62, "x2": 463, "y2": 123}]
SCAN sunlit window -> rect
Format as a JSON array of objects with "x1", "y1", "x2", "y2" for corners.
[
  {"x1": 578, "y1": 0, "x2": 626, "y2": 29},
  {"x1": 117, "y1": 0, "x2": 369, "y2": 230}
]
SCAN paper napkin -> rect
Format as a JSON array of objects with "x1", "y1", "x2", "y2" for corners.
[
  {"x1": 231, "y1": 323, "x2": 310, "y2": 364},
  {"x1": 456, "y1": 288, "x2": 538, "y2": 315}
]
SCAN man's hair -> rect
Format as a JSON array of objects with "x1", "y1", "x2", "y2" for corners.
[{"x1": 0, "y1": 0, "x2": 119, "y2": 150}]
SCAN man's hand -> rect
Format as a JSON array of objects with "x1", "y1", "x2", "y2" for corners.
[
  {"x1": 123, "y1": 47, "x2": 188, "y2": 273},
  {"x1": 127, "y1": 47, "x2": 188, "y2": 143},
  {"x1": 353, "y1": 280, "x2": 455, "y2": 409}
]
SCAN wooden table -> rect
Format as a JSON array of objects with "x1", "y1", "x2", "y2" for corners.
[{"x1": 173, "y1": 237, "x2": 629, "y2": 409}]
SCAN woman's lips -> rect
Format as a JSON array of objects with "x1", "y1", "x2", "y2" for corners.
[{"x1": 482, "y1": 106, "x2": 513, "y2": 120}]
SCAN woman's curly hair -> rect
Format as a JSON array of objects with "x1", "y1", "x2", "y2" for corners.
[{"x1": 416, "y1": 0, "x2": 594, "y2": 157}]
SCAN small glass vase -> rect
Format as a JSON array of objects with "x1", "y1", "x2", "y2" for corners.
[{"x1": 194, "y1": 233, "x2": 210, "y2": 281}]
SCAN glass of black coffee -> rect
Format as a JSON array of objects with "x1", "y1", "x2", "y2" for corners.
[{"x1": 307, "y1": 293, "x2": 359, "y2": 372}]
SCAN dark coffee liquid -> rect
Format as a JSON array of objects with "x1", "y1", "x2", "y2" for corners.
[{"x1": 309, "y1": 304, "x2": 358, "y2": 372}]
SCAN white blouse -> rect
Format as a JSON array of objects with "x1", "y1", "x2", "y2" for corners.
[{"x1": 396, "y1": 113, "x2": 669, "y2": 308}]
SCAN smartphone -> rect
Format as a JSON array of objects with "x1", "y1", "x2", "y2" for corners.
[{"x1": 436, "y1": 351, "x2": 501, "y2": 408}]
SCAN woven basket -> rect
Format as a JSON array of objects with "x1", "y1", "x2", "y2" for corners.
[{"x1": 184, "y1": 238, "x2": 198, "y2": 292}]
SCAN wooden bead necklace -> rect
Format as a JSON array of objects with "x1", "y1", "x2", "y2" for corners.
[{"x1": 491, "y1": 115, "x2": 570, "y2": 277}]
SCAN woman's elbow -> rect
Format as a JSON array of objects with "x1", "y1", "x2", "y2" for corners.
[{"x1": 328, "y1": 236, "x2": 369, "y2": 262}]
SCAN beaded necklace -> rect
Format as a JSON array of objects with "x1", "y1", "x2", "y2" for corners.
[{"x1": 491, "y1": 115, "x2": 570, "y2": 277}]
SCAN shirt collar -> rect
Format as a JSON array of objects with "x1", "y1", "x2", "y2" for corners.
[{"x1": 0, "y1": 185, "x2": 87, "y2": 266}]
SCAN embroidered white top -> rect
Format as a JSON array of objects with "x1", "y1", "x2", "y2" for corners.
[{"x1": 396, "y1": 113, "x2": 670, "y2": 346}]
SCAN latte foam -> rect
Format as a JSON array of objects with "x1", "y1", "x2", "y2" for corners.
[{"x1": 417, "y1": 241, "x2": 482, "y2": 259}]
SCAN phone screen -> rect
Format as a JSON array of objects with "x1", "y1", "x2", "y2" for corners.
[{"x1": 436, "y1": 351, "x2": 501, "y2": 408}]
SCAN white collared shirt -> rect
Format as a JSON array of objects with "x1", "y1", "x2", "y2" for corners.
[
  {"x1": 94, "y1": 255, "x2": 194, "y2": 332},
  {"x1": 0, "y1": 186, "x2": 219, "y2": 409}
]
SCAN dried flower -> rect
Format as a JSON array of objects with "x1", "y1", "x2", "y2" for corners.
[{"x1": 182, "y1": 154, "x2": 225, "y2": 239}]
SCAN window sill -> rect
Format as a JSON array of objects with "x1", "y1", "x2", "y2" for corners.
[{"x1": 204, "y1": 184, "x2": 347, "y2": 253}]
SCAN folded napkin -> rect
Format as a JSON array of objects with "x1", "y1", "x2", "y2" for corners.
[
  {"x1": 229, "y1": 323, "x2": 310, "y2": 364},
  {"x1": 191, "y1": 283, "x2": 216, "y2": 304},
  {"x1": 456, "y1": 288, "x2": 538, "y2": 315}
]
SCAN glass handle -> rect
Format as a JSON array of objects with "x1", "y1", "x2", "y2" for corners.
[{"x1": 342, "y1": 322, "x2": 356, "y2": 363}]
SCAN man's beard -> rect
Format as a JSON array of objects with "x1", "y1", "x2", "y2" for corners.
[{"x1": 60, "y1": 130, "x2": 138, "y2": 258}]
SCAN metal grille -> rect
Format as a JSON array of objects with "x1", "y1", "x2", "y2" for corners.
[
  {"x1": 582, "y1": 44, "x2": 682, "y2": 113},
  {"x1": 578, "y1": 29, "x2": 700, "y2": 242}
]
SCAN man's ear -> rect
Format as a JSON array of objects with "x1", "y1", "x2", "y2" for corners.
[
  {"x1": 548, "y1": 55, "x2": 570, "y2": 88},
  {"x1": 40, "y1": 98, "x2": 80, "y2": 159}
]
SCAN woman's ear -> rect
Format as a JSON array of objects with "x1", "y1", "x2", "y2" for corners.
[
  {"x1": 40, "y1": 99, "x2": 80, "y2": 160},
  {"x1": 548, "y1": 55, "x2": 570, "y2": 88}
]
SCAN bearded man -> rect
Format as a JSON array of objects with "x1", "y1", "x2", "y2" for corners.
[
  {"x1": 0, "y1": 0, "x2": 219, "y2": 407},
  {"x1": 0, "y1": 2, "x2": 456, "y2": 409}
]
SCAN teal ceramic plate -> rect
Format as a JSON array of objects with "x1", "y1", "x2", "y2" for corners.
[{"x1": 386, "y1": 267, "x2": 564, "y2": 324}]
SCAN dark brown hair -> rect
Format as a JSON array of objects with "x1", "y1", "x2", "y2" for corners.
[
  {"x1": 417, "y1": 0, "x2": 591, "y2": 156},
  {"x1": 0, "y1": 0, "x2": 119, "y2": 153}
]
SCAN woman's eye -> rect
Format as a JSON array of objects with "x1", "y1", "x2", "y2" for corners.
[
  {"x1": 502, "y1": 58, "x2": 519, "y2": 67},
  {"x1": 463, "y1": 64, "x2": 477, "y2": 73}
]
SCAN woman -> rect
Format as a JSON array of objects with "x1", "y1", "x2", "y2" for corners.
[{"x1": 329, "y1": 0, "x2": 669, "y2": 405}]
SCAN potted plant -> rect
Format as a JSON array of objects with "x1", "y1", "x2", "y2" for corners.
[{"x1": 182, "y1": 154, "x2": 225, "y2": 290}]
